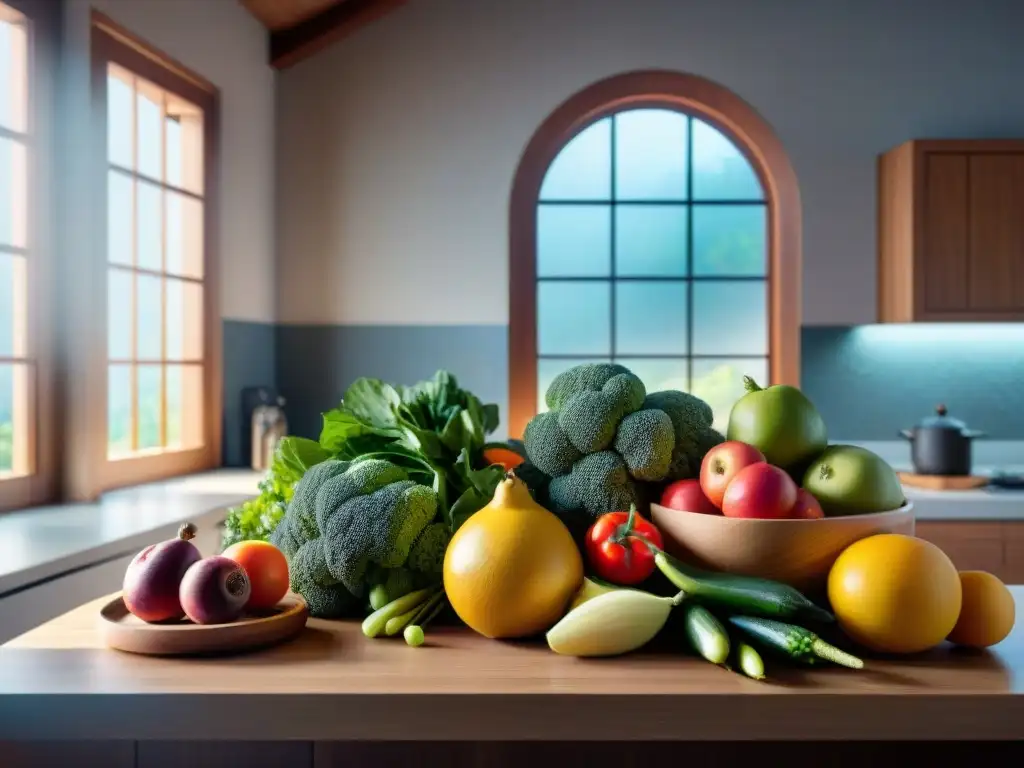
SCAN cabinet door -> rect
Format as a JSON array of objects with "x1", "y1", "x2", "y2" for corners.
[
  {"x1": 968, "y1": 153, "x2": 1024, "y2": 312},
  {"x1": 914, "y1": 522, "x2": 1005, "y2": 579},
  {"x1": 922, "y1": 153, "x2": 969, "y2": 313}
]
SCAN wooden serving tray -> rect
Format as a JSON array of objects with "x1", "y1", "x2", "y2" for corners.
[
  {"x1": 98, "y1": 594, "x2": 309, "y2": 656},
  {"x1": 898, "y1": 472, "x2": 989, "y2": 491}
]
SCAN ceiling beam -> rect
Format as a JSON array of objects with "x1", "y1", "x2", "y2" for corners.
[{"x1": 270, "y1": 0, "x2": 408, "y2": 70}]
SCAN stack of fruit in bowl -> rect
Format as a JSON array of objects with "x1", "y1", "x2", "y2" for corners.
[
  {"x1": 651, "y1": 377, "x2": 914, "y2": 593},
  {"x1": 659, "y1": 375, "x2": 907, "y2": 521}
]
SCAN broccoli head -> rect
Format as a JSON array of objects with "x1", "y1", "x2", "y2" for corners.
[
  {"x1": 407, "y1": 521, "x2": 451, "y2": 575},
  {"x1": 521, "y1": 363, "x2": 723, "y2": 522},
  {"x1": 268, "y1": 457, "x2": 439, "y2": 614}
]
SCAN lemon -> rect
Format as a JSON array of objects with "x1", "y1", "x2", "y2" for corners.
[
  {"x1": 947, "y1": 571, "x2": 1016, "y2": 649},
  {"x1": 827, "y1": 533, "x2": 962, "y2": 654}
]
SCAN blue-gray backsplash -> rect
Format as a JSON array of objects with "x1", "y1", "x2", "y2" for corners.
[{"x1": 222, "y1": 321, "x2": 1024, "y2": 465}]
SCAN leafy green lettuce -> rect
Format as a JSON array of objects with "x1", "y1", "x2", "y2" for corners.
[{"x1": 220, "y1": 437, "x2": 330, "y2": 549}]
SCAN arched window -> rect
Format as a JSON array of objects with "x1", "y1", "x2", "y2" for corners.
[{"x1": 508, "y1": 71, "x2": 801, "y2": 439}]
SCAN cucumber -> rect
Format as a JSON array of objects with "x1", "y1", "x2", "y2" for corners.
[
  {"x1": 653, "y1": 552, "x2": 833, "y2": 624},
  {"x1": 682, "y1": 603, "x2": 730, "y2": 664},
  {"x1": 728, "y1": 615, "x2": 864, "y2": 669}
]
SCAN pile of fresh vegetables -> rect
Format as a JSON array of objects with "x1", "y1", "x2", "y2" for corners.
[
  {"x1": 555, "y1": 505, "x2": 863, "y2": 681},
  {"x1": 222, "y1": 370, "x2": 520, "y2": 640}
]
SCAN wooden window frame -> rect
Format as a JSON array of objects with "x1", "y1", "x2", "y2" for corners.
[
  {"x1": 69, "y1": 13, "x2": 222, "y2": 500},
  {"x1": 0, "y1": 0, "x2": 58, "y2": 512},
  {"x1": 507, "y1": 70, "x2": 802, "y2": 439}
]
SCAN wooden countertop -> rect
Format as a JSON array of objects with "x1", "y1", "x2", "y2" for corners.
[{"x1": 1, "y1": 590, "x2": 1022, "y2": 742}]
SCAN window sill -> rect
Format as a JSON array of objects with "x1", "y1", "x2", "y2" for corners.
[{"x1": 0, "y1": 468, "x2": 262, "y2": 597}]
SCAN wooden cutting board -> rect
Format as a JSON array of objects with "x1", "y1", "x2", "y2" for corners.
[{"x1": 897, "y1": 472, "x2": 989, "y2": 491}]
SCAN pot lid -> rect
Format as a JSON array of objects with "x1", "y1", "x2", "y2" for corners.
[{"x1": 917, "y1": 403, "x2": 968, "y2": 431}]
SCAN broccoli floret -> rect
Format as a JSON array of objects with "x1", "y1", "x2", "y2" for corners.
[
  {"x1": 614, "y1": 408, "x2": 675, "y2": 481},
  {"x1": 643, "y1": 390, "x2": 714, "y2": 434},
  {"x1": 547, "y1": 364, "x2": 646, "y2": 453},
  {"x1": 545, "y1": 363, "x2": 645, "y2": 412},
  {"x1": 547, "y1": 451, "x2": 640, "y2": 521},
  {"x1": 524, "y1": 411, "x2": 581, "y2": 476},
  {"x1": 287, "y1": 539, "x2": 358, "y2": 619},
  {"x1": 269, "y1": 458, "x2": 439, "y2": 614},
  {"x1": 406, "y1": 522, "x2": 451, "y2": 575},
  {"x1": 642, "y1": 391, "x2": 718, "y2": 481},
  {"x1": 276, "y1": 459, "x2": 352, "y2": 545}
]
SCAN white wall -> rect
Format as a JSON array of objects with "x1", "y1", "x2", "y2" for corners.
[
  {"x1": 275, "y1": 0, "x2": 1024, "y2": 327},
  {"x1": 63, "y1": 0, "x2": 276, "y2": 322}
]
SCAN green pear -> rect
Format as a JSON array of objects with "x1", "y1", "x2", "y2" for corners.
[
  {"x1": 726, "y1": 377, "x2": 828, "y2": 472},
  {"x1": 802, "y1": 445, "x2": 906, "y2": 516}
]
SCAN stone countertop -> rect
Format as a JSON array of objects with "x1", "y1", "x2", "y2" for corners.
[
  {"x1": 0, "y1": 590, "x2": 1022, "y2": 742},
  {"x1": 0, "y1": 469, "x2": 262, "y2": 596}
]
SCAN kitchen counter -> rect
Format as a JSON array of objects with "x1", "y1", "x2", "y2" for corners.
[
  {"x1": 1, "y1": 590, "x2": 1022, "y2": 744},
  {"x1": 0, "y1": 469, "x2": 262, "y2": 597}
]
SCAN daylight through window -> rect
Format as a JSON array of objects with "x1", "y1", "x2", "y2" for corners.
[
  {"x1": 106, "y1": 63, "x2": 206, "y2": 459},
  {"x1": 0, "y1": 2, "x2": 30, "y2": 477},
  {"x1": 535, "y1": 108, "x2": 769, "y2": 432}
]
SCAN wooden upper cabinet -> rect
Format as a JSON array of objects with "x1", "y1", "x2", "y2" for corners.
[{"x1": 878, "y1": 139, "x2": 1024, "y2": 322}]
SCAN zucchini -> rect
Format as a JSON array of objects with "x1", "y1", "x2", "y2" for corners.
[
  {"x1": 728, "y1": 615, "x2": 864, "y2": 669},
  {"x1": 682, "y1": 603, "x2": 730, "y2": 664},
  {"x1": 653, "y1": 552, "x2": 834, "y2": 624}
]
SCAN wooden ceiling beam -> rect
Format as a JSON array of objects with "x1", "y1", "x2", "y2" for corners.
[{"x1": 269, "y1": 0, "x2": 408, "y2": 70}]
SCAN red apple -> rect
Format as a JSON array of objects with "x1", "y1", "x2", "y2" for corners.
[
  {"x1": 660, "y1": 478, "x2": 720, "y2": 514},
  {"x1": 699, "y1": 441, "x2": 766, "y2": 508},
  {"x1": 791, "y1": 488, "x2": 825, "y2": 519},
  {"x1": 721, "y1": 463, "x2": 798, "y2": 519}
]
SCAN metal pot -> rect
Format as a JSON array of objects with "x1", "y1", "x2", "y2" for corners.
[{"x1": 899, "y1": 404, "x2": 985, "y2": 476}]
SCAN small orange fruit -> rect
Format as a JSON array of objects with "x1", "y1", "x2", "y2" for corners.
[
  {"x1": 947, "y1": 571, "x2": 1016, "y2": 649},
  {"x1": 221, "y1": 540, "x2": 290, "y2": 610}
]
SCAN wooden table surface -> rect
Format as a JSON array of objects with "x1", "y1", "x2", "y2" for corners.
[{"x1": 1, "y1": 590, "x2": 1022, "y2": 742}]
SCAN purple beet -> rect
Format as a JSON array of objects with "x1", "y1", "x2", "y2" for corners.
[
  {"x1": 179, "y1": 555, "x2": 251, "y2": 625},
  {"x1": 123, "y1": 522, "x2": 202, "y2": 623}
]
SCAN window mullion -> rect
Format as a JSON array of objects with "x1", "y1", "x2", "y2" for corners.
[
  {"x1": 159, "y1": 91, "x2": 167, "y2": 449},
  {"x1": 129, "y1": 75, "x2": 138, "y2": 453}
]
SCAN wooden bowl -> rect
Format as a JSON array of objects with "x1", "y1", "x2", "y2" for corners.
[
  {"x1": 98, "y1": 594, "x2": 309, "y2": 656},
  {"x1": 649, "y1": 502, "x2": 915, "y2": 594}
]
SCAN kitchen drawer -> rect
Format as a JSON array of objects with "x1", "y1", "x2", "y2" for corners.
[
  {"x1": 1002, "y1": 522, "x2": 1024, "y2": 584},
  {"x1": 914, "y1": 522, "x2": 1006, "y2": 579}
]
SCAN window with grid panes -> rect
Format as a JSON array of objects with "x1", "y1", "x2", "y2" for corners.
[
  {"x1": 105, "y1": 63, "x2": 206, "y2": 459},
  {"x1": 535, "y1": 108, "x2": 768, "y2": 432},
  {"x1": 0, "y1": 2, "x2": 30, "y2": 477}
]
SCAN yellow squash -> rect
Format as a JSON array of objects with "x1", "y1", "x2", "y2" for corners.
[{"x1": 443, "y1": 473, "x2": 583, "y2": 639}]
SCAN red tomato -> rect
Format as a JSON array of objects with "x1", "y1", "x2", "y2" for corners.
[{"x1": 584, "y1": 509, "x2": 664, "y2": 586}]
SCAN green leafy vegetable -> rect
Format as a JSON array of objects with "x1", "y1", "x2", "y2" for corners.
[
  {"x1": 318, "y1": 370, "x2": 506, "y2": 530},
  {"x1": 221, "y1": 437, "x2": 329, "y2": 549}
]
